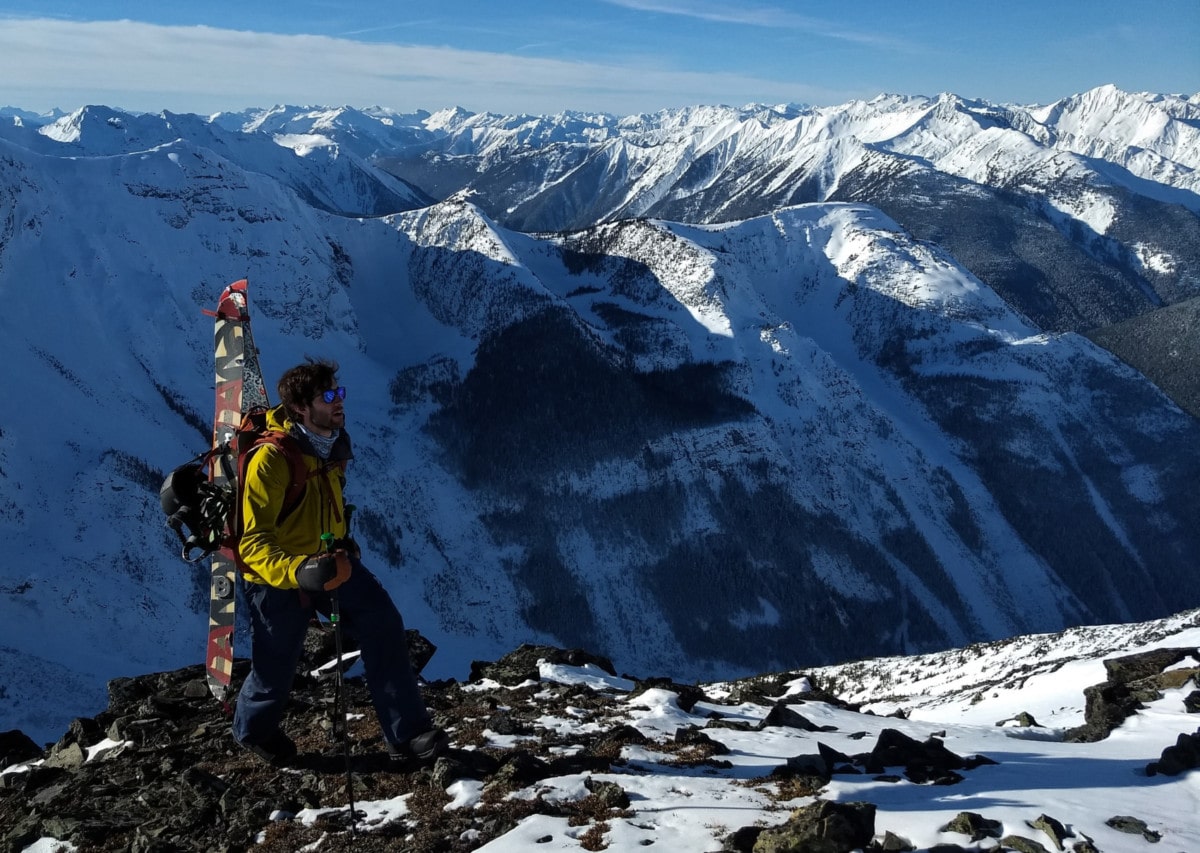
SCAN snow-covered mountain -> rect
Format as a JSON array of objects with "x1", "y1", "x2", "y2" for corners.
[
  {"x1": 0, "y1": 89, "x2": 1198, "y2": 743},
  {"x1": 17, "y1": 85, "x2": 1194, "y2": 405},
  {"x1": 370, "y1": 86, "x2": 1200, "y2": 328}
]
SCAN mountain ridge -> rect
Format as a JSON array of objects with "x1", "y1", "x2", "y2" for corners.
[{"x1": 0, "y1": 87, "x2": 1197, "y2": 745}]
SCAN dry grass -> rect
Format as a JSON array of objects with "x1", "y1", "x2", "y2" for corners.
[{"x1": 579, "y1": 820, "x2": 610, "y2": 851}]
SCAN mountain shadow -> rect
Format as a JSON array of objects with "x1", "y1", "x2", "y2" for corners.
[
  {"x1": 897, "y1": 351, "x2": 1200, "y2": 624},
  {"x1": 642, "y1": 476, "x2": 972, "y2": 671},
  {"x1": 427, "y1": 306, "x2": 755, "y2": 489},
  {"x1": 1086, "y1": 296, "x2": 1200, "y2": 420}
]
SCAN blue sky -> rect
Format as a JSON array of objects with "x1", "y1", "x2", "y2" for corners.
[{"x1": 0, "y1": 0, "x2": 1196, "y2": 115}]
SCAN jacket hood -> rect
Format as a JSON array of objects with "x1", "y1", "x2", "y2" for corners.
[{"x1": 266, "y1": 404, "x2": 292, "y2": 433}]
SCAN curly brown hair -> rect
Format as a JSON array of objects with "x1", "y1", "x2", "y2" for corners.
[{"x1": 278, "y1": 358, "x2": 340, "y2": 419}]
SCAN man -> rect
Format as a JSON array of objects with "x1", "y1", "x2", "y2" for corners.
[{"x1": 231, "y1": 357, "x2": 448, "y2": 766}]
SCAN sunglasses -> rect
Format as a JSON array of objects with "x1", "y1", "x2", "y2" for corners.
[{"x1": 320, "y1": 387, "x2": 347, "y2": 404}]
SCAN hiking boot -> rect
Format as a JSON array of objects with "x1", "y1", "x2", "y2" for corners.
[
  {"x1": 388, "y1": 727, "x2": 449, "y2": 764},
  {"x1": 235, "y1": 730, "x2": 297, "y2": 767}
]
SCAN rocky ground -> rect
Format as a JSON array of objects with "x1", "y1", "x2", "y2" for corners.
[{"x1": 1, "y1": 631, "x2": 1196, "y2": 853}]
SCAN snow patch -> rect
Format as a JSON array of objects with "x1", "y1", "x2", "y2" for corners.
[
  {"x1": 272, "y1": 132, "x2": 337, "y2": 157},
  {"x1": 1131, "y1": 242, "x2": 1177, "y2": 275},
  {"x1": 728, "y1": 596, "x2": 782, "y2": 629}
]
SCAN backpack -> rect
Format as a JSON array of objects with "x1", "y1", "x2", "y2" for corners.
[{"x1": 160, "y1": 406, "x2": 309, "y2": 563}]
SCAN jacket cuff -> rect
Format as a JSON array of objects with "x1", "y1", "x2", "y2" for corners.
[{"x1": 287, "y1": 555, "x2": 308, "y2": 588}]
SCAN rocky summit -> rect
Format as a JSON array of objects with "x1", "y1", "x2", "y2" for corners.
[{"x1": 2, "y1": 626, "x2": 1197, "y2": 853}]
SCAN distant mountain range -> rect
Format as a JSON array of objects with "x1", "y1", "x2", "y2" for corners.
[
  {"x1": 202, "y1": 86, "x2": 1200, "y2": 412},
  {"x1": 0, "y1": 86, "x2": 1197, "y2": 739}
]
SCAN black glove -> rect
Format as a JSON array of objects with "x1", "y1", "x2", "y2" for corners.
[
  {"x1": 332, "y1": 537, "x2": 361, "y2": 559},
  {"x1": 296, "y1": 551, "x2": 352, "y2": 593}
]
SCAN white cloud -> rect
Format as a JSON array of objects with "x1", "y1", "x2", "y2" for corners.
[
  {"x1": 0, "y1": 17, "x2": 853, "y2": 114},
  {"x1": 600, "y1": 0, "x2": 911, "y2": 49}
]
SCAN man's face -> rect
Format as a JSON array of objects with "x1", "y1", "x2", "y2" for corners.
[{"x1": 296, "y1": 386, "x2": 346, "y2": 436}]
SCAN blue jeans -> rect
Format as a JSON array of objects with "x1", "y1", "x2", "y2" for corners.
[{"x1": 232, "y1": 560, "x2": 432, "y2": 749}]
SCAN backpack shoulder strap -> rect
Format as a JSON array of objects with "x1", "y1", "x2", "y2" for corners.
[{"x1": 244, "y1": 430, "x2": 310, "y2": 524}]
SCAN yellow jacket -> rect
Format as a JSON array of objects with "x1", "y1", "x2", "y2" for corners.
[{"x1": 238, "y1": 405, "x2": 352, "y2": 588}]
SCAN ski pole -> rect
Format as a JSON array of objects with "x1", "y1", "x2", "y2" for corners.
[{"x1": 322, "y1": 532, "x2": 357, "y2": 835}]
